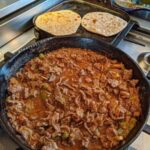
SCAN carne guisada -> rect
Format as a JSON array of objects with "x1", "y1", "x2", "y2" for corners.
[{"x1": 7, "y1": 48, "x2": 141, "y2": 150}]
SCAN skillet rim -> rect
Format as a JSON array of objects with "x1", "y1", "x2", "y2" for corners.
[{"x1": 0, "y1": 36, "x2": 149, "y2": 150}]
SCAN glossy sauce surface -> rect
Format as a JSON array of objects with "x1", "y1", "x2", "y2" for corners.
[{"x1": 7, "y1": 48, "x2": 141, "y2": 150}]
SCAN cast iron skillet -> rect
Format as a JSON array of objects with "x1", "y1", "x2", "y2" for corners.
[{"x1": 0, "y1": 37, "x2": 150, "y2": 150}]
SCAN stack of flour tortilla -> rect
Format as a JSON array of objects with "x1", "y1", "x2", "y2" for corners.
[{"x1": 35, "y1": 10, "x2": 127, "y2": 37}]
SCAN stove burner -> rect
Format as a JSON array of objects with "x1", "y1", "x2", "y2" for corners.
[
  {"x1": 144, "y1": 53, "x2": 150, "y2": 66},
  {"x1": 137, "y1": 52, "x2": 150, "y2": 74}
]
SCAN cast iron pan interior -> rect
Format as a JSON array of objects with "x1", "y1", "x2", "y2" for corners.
[{"x1": 0, "y1": 37, "x2": 150, "y2": 150}]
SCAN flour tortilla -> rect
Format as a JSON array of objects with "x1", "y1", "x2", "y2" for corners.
[
  {"x1": 35, "y1": 10, "x2": 81, "y2": 36},
  {"x1": 81, "y1": 12, "x2": 127, "y2": 37}
]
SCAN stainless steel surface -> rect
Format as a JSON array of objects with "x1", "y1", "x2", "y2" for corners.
[
  {"x1": 131, "y1": 10, "x2": 150, "y2": 21},
  {"x1": 137, "y1": 52, "x2": 150, "y2": 74},
  {"x1": 128, "y1": 31, "x2": 150, "y2": 44},
  {"x1": 118, "y1": 37, "x2": 150, "y2": 72},
  {"x1": 117, "y1": 17, "x2": 150, "y2": 66},
  {"x1": 130, "y1": 16, "x2": 150, "y2": 30},
  {"x1": 0, "y1": 0, "x2": 18, "y2": 9},
  {"x1": 144, "y1": 53, "x2": 150, "y2": 66},
  {"x1": 0, "y1": 0, "x2": 35, "y2": 18},
  {"x1": 0, "y1": 28, "x2": 35, "y2": 61},
  {"x1": 0, "y1": 0, "x2": 62, "y2": 47}
]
